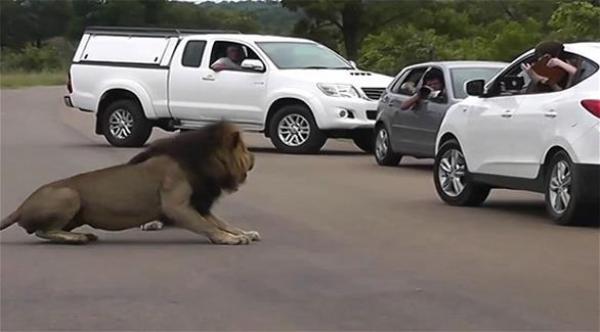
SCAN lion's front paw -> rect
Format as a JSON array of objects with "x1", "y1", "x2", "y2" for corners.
[
  {"x1": 209, "y1": 232, "x2": 252, "y2": 245},
  {"x1": 140, "y1": 221, "x2": 164, "y2": 231},
  {"x1": 243, "y1": 230, "x2": 261, "y2": 241}
]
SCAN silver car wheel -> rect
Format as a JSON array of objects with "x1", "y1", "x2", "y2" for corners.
[
  {"x1": 375, "y1": 128, "x2": 389, "y2": 160},
  {"x1": 109, "y1": 109, "x2": 134, "y2": 139},
  {"x1": 438, "y1": 148, "x2": 467, "y2": 197},
  {"x1": 548, "y1": 160, "x2": 572, "y2": 214},
  {"x1": 278, "y1": 114, "x2": 310, "y2": 147}
]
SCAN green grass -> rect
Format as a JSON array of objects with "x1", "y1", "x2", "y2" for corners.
[{"x1": 0, "y1": 70, "x2": 66, "y2": 89}]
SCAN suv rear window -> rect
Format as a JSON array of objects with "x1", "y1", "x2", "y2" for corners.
[{"x1": 182, "y1": 41, "x2": 206, "y2": 67}]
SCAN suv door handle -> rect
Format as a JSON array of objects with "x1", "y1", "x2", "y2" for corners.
[
  {"x1": 545, "y1": 110, "x2": 557, "y2": 118},
  {"x1": 202, "y1": 74, "x2": 215, "y2": 81},
  {"x1": 501, "y1": 110, "x2": 512, "y2": 118}
]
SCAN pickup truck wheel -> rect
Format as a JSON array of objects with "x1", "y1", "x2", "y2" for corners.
[
  {"x1": 269, "y1": 105, "x2": 326, "y2": 154},
  {"x1": 434, "y1": 139, "x2": 490, "y2": 206},
  {"x1": 101, "y1": 100, "x2": 152, "y2": 147},
  {"x1": 352, "y1": 129, "x2": 375, "y2": 153}
]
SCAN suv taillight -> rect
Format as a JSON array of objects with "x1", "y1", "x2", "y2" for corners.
[
  {"x1": 581, "y1": 100, "x2": 600, "y2": 118},
  {"x1": 67, "y1": 73, "x2": 73, "y2": 93}
]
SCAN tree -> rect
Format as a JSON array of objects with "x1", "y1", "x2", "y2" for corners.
[
  {"x1": 1, "y1": 0, "x2": 72, "y2": 48},
  {"x1": 282, "y1": 0, "x2": 422, "y2": 60},
  {"x1": 549, "y1": 1, "x2": 600, "y2": 41}
]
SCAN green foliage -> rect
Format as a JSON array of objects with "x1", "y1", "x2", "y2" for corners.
[
  {"x1": 550, "y1": 1, "x2": 600, "y2": 41},
  {"x1": 0, "y1": 70, "x2": 66, "y2": 89},
  {"x1": 360, "y1": 25, "x2": 447, "y2": 75},
  {"x1": 0, "y1": 0, "x2": 598, "y2": 77},
  {"x1": 199, "y1": 0, "x2": 302, "y2": 35},
  {"x1": 1, "y1": 45, "x2": 65, "y2": 72}
]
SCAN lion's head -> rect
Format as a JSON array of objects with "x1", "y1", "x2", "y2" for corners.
[
  {"x1": 129, "y1": 122, "x2": 254, "y2": 192},
  {"x1": 211, "y1": 123, "x2": 255, "y2": 191}
]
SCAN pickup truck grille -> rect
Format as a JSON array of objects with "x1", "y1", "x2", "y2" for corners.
[{"x1": 361, "y1": 87, "x2": 386, "y2": 101}]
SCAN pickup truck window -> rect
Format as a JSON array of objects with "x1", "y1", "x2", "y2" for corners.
[
  {"x1": 257, "y1": 42, "x2": 351, "y2": 70},
  {"x1": 210, "y1": 41, "x2": 262, "y2": 71},
  {"x1": 182, "y1": 41, "x2": 207, "y2": 67}
]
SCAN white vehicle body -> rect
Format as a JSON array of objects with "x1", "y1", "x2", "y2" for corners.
[
  {"x1": 434, "y1": 42, "x2": 600, "y2": 225},
  {"x1": 65, "y1": 27, "x2": 392, "y2": 152}
]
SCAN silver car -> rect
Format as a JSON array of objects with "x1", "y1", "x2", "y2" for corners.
[{"x1": 373, "y1": 61, "x2": 507, "y2": 166}]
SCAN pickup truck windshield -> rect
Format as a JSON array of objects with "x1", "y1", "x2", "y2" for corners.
[{"x1": 257, "y1": 42, "x2": 352, "y2": 70}]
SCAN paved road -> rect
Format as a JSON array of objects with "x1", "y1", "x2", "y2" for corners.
[{"x1": 1, "y1": 86, "x2": 598, "y2": 331}]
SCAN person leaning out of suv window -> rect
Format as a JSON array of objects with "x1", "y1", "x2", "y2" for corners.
[
  {"x1": 400, "y1": 71, "x2": 445, "y2": 110},
  {"x1": 211, "y1": 45, "x2": 245, "y2": 71},
  {"x1": 521, "y1": 41, "x2": 578, "y2": 92}
]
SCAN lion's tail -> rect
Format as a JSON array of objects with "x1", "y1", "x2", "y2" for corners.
[{"x1": 0, "y1": 209, "x2": 20, "y2": 231}]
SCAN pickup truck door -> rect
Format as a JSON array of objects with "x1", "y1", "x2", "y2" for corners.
[{"x1": 169, "y1": 39, "x2": 267, "y2": 127}]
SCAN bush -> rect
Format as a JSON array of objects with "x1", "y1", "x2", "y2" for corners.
[{"x1": 1, "y1": 44, "x2": 65, "y2": 72}]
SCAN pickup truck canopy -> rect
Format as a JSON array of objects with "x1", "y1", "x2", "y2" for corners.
[{"x1": 74, "y1": 26, "x2": 240, "y2": 66}]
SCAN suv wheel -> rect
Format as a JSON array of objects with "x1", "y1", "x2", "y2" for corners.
[
  {"x1": 352, "y1": 129, "x2": 375, "y2": 153},
  {"x1": 374, "y1": 125, "x2": 402, "y2": 166},
  {"x1": 269, "y1": 105, "x2": 326, "y2": 154},
  {"x1": 545, "y1": 151, "x2": 598, "y2": 226},
  {"x1": 101, "y1": 99, "x2": 152, "y2": 147},
  {"x1": 434, "y1": 139, "x2": 490, "y2": 206}
]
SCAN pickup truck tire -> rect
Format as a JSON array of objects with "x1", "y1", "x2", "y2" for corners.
[
  {"x1": 269, "y1": 105, "x2": 326, "y2": 154},
  {"x1": 100, "y1": 100, "x2": 152, "y2": 147},
  {"x1": 352, "y1": 129, "x2": 375, "y2": 153}
]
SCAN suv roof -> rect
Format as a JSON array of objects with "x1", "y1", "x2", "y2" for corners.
[{"x1": 404, "y1": 61, "x2": 508, "y2": 70}]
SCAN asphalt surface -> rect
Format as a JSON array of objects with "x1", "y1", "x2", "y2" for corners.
[{"x1": 1, "y1": 86, "x2": 598, "y2": 331}]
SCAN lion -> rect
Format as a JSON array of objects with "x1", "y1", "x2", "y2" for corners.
[{"x1": 0, "y1": 122, "x2": 259, "y2": 245}]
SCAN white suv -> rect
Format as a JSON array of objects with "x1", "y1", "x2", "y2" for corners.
[
  {"x1": 433, "y1": 43, "x2": 600, "y2": 225},
  {"x1": 65, "y1": 27, "x2": 392, "y2": 153}
]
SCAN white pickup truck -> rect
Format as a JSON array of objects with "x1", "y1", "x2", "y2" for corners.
[{"x1": 65, "y1": 27, "x2": 393, "y2": 153}]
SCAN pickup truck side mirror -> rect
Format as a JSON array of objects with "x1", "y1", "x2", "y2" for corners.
[
  {"x1": 349, "y1": 60, "x2": 358, "y2": 69},
  {"x1": 241, "y1": 59, "x2": 265, "y2": 72},
  {"x1": 465, "y1": 79, "x2": 485, "y2": 96}
]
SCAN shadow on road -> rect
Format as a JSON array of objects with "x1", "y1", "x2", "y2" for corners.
[
  {"x1": 1, "y1": 238, "x2": 215, "y2": 246},
  {"x1": 249, "y1": 146, "x2": 366, "y2": 156},
  {"x1": 482, "y1": 200, "x2": 599, "y2": 228}
]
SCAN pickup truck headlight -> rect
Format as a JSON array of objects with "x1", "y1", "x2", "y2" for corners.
[{"x1": 317, "y1": 83, "x2": 360, "y2": 98}]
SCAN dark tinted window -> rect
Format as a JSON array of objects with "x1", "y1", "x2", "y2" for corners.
[
  {"x1": 182, "y1": 41, "x2": 206, "y2": 67},
  {"x1": 571, "y1": 55, "x2": 599, "y2": 86}
]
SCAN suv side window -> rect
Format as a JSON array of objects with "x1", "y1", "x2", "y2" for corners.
[
  {"x1": 396, "y1": 67, "x2": 427, "y2": 95},
  {"x1": 490, "y1": 51, "x2": 595, "y2": 97},
  {"x1": 210, "y1": 41, "x2": 263, "y2": 72},
  {"x1": 181, "y1": 40, "x2": 206, "y2": 67}
]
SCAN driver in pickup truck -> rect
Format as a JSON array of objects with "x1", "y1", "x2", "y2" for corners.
[
  {"x1": 211, "y1": 45, "x2": 245, "y2": 71},
  {"x1": 400, "y1": 71, "x2": 445, "y2": 110}
]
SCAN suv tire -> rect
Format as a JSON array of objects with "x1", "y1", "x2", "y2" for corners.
[{"x1": 434, "y1": 139, "x2": 490, "y2": 206}]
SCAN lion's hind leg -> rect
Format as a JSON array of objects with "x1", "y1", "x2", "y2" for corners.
[
  {"x1": 35, "y1": 230, "x2": 95, "y2": 244},
  {"x1": 19, "y1": 186, "x2": 93, "y2": 244}
]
